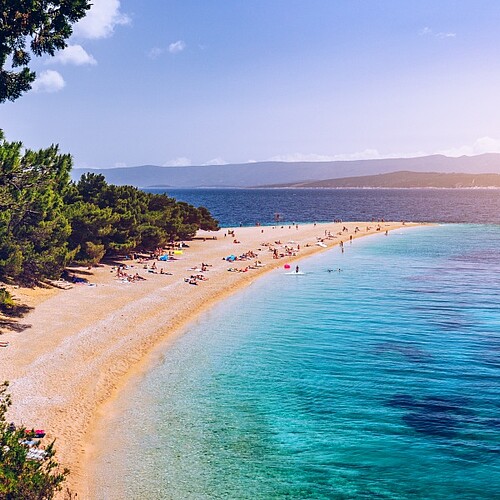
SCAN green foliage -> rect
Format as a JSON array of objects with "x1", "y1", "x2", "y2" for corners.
[
  {"x1": 0, "y1": 382, "x2": 69, "y2": 499},
  {"x1": 0, "y1": 133, "x2": 219, "y2": 282},
  {"x1": 83, "y1": 242, "x2": 105, "y2": 266},
  {"x1": 0, "y1": 135, "x2": 73, "y2": 285},
  {"x1": 0, "y1": 288, "x2": 14, "y2": 312},
  {"x1": 65, "y1": 173, "x2": 219, "y2": 262},
  {"x1": 0, "y1": 0, "x2": 91, "y2": 103}
]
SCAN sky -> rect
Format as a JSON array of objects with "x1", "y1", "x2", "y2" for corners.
[{"x1": 2, "y1": 0, "x2": 500, "y2": 168}]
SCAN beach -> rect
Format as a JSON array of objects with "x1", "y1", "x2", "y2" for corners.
[{"x1": 0, "y1": 221, "x2": 418, "y2": 496}]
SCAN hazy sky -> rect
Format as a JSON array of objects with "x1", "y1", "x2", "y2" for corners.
[{"x1": 2, "y1": 0, "x2": 500, "y2": 168}]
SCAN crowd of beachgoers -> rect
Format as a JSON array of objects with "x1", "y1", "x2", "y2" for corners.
[
  {"x1": 0, "y1": 220, "x2": 418, "y2": 497},
  {"x1": 95, "y1": 221, "x2": 392, "y2": 286}
]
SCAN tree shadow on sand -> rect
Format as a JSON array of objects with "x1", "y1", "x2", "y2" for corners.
[
  {"x1": 0, "y1": 319, "x2": 32, "y2": 333},
  {"x1": 0, "y1": 301, "x2": 33, "y2": 334}
]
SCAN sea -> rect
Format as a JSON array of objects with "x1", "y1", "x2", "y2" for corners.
[
  {"x1": 91, "y1": 190, "x2": 500, "y2": 499},
  {"x1": 147, "y1": 188, "x2": 500, "y2": 226}
]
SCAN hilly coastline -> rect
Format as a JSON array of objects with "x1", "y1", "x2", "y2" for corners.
[
  {"x1": 72, "y1": 153, "x2": 500, "y2": 188},
  {"x1": 263, "y1": 171, "x2": 500, "y2": 188}
]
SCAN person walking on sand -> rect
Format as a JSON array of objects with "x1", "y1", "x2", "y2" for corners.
[{"x1": 295, "y1": 265, "x2": 299, "y2": 273}]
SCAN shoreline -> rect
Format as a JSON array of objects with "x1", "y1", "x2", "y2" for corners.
[{"x1": 0, "y1": 221, "x2": 423, "y2": 497}]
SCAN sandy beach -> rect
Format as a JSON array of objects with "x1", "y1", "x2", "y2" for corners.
[{"x1": 0, "y1": 221, "x2": 419, "y2": 496}]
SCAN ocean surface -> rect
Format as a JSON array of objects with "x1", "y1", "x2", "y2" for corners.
[
  {"x1": 92, "y1": 224, "x2": 500, "y2": 499},
  {"x1": 147, "y1": 188, "x2": 500, "y2": 226}
]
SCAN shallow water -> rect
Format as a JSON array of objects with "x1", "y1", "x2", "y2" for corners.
[{"x1": 92, "y1": 224, "x2": 500, "y2": 499}]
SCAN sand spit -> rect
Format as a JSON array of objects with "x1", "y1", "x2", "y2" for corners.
[{"x1": 0, "y1": 221, "x2": 421, "y2": 496}]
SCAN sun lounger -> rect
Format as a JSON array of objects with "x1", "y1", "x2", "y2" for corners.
[
  {"x1": 21, "y1": 439, "x2": 40, "y2": 447},
  {"x1": 26, "y1": 448, "x2": 48, "y2": 461},
  {"x1": 47, "y1": 279, "x2": 73, "y2": 290}
]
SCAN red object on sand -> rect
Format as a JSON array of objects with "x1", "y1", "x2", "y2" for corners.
[{"x1": 284, "y1": 264, "x2": 290, "y2": 269}]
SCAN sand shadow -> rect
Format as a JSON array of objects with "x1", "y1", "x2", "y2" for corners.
[{"x1": 0, "y1": 319, "x2": 32, "y2": 333}]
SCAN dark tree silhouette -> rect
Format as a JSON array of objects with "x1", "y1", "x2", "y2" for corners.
[{"x1": 0, "y1": 0, "x2": 91, "y2": 102}]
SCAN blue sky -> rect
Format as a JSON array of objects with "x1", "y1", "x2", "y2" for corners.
[{"x1": 2, "y1": 0, "x2": 500, "y2": 168}]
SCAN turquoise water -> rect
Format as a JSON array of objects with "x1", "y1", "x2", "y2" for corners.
[{"x1": 94, "y1": 225, "x2": 500, "y2": 499}]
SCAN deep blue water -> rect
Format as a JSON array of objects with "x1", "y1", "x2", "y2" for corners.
[
  {"x1": 147, "y1": 188, "x2": 500, "y2": 226},
  {"x1": 93, "y1": 224, "x2": 500, "y2": 499}
]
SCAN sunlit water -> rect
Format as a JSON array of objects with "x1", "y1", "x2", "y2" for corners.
[
  {"x1": 147, "y1": 188, "x2": 500, "y2": 226},
  {"x1": 92, "y1": 225, "x2": 500, "y2": 499}
]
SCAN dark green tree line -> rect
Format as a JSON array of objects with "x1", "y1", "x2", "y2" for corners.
[
  {"x1": 0, "y1": 134, "x2": 219, "y2": 285},
  {"x1": 0, "y1": 131, "x2": 74, "y2": 285}
]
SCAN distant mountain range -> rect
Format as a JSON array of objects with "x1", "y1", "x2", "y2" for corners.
[
  {"x1": 72, "y1": 153, "x2": 500, "y2": 188},
  {"x1": 264, "y1": 171, "x2": 500, "y2": 188}
]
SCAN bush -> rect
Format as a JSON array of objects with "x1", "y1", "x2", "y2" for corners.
[
  {"x1": 0, "y1": 288, "x2": 14, "y2": 312},
  {"x1": 0, "y1": 382, "x2": 69, "y2": 499},
  {"x1": 84, "y1": 242, "x2": 106, "y2": 266}
]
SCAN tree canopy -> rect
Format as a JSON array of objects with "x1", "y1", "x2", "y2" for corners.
[
  {"x1": 0, "y1": 0, "x2": 91, "y2": 102},
  {"x1": 0, "y1": 381, "x2": 69, "y2": 499},
  {"x1": 0, "y1": 133, "x2": 219, "y2": 285}
]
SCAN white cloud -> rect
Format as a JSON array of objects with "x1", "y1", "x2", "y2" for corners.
[
  {"x1": 164, "y1": 157, "x2": 192, "y2": 167},
  {"x1": 439, "y1": 137, "x2": 500, "y2": 157},
  {"x1": 268, "y1": 153, "x2": 335, "y2": 162},
  {"x1": 268, "y1": 149, "x2": 383, "y2": 163},
  {"x1": 203, "y1": 157, "x2": 227, "y2": 166},
  {"x1": 73, "y1": 0, "x2": 130, "y2": 39},
  {"x1": 32, "y1": 70, "x2": 66, "y2": 93},
  {"x1": 264, "y1": 148, "x2": 437, "y2": 163},
  {"x1": 436, "y1": 32, "x2": 456, "y2": 39},
  {"x1": 168, "y1": 40, "x2": 186, "y2": 54},
  {"x1": 50, "y1": 45, "x2": 97, "y2": 65},
  {"x1": 148, "y1": 47, "x2": 164, "y2": 59},
  {"x1": 419, "y1": 26, "x2": 456, "y2": 39},
  {"x1": 330, "y1": 149, "x2": 383, "y2": 161}
]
